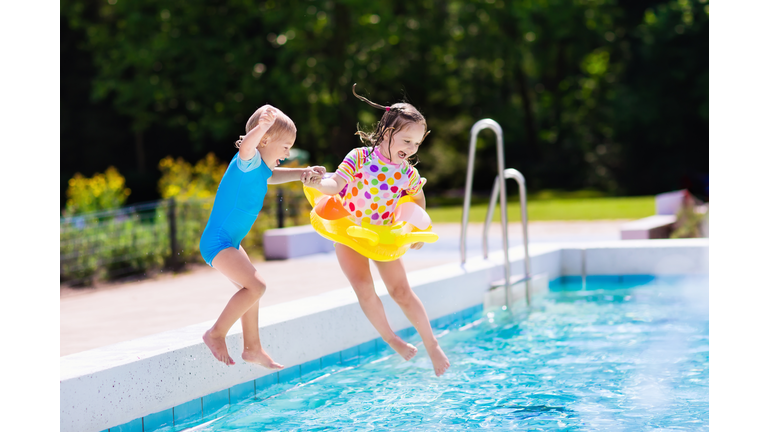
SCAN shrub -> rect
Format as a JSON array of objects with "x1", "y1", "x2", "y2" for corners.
[
  {"x1": 670, "y1": 193, "x2": 707, "y2": 239},
  {"x1": 60, "y1": 204, "x2": 169, "y2": 285},
  {"x1": 64, "y1": 166, "x2": 131, "y2": 216},
  {"x1": 158, "y1": 152, "x2": 227, "y2": 200}
]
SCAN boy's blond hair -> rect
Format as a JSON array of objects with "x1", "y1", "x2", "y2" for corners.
[{"x1": 235, "y1": 104, "x2": 296, "y2": 148}]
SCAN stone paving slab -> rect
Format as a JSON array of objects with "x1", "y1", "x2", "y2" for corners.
[{"x1": 60, "y1": 220, "x2": 628, "y2": 356}]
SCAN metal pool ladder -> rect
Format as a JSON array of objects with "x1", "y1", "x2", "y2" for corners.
[{"x1": 460, "y1": 119, "x2": 532, "y2": 307}]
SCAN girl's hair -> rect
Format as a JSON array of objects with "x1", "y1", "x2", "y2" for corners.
[
  {"x1": 352, "y1": 84, "x2": 430, "y2": 166},
  {"x1": 235, "y1": 104, "x2": 296, "y2": 148}
]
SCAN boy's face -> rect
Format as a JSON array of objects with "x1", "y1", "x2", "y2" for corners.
[
  {"x1": 381, "y1": 122, "x2": 427, "y2": 165},
  {"x1": 260, "y1": 136, "x2": 295, "y2": 170}
]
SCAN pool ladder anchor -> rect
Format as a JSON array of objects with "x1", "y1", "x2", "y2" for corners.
[{"x1": 459, "y1": 119, "x2": 533, "y2": 308}]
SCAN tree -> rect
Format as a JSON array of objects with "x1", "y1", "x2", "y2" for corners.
[{"x1": 61, "y1": 0, "x2": 709, "y2": 205}]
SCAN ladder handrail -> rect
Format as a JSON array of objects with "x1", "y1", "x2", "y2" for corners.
[
  {"x1": 460, "y1": 119, "x2": 511, "y2": 299},
  {"x1": 483, "y1": 168, "x2": 532, "y2": 305}
]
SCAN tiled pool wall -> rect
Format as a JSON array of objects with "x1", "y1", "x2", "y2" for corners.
[{"x1": 61, "y1": 239, "x2": 709, "y2": 432}]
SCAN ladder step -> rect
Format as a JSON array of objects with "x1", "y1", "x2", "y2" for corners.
[
  {"x1": 484, "y1": 273, "x2": 550, "y2": 310},
  {"x1": 490, "y1": 274, "x2": 529, "y2": 289}
]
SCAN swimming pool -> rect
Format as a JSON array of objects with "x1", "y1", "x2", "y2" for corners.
[{"x1": 158, "y1": 275, "x2": 708, "y2": 431}]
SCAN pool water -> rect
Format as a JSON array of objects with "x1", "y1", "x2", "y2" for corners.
[{"x1": 173, "y1": 276, "x2": 709, "y2": 431}]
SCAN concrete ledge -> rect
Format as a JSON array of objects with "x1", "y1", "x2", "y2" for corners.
[
  {"x1": 60, "y1": 239, "x2": 708, "y2": 432},
  {"x1": 263, "y1": 224, "x2": 335, "y2": 259},
  {"x1": 620, "y1": 215, "x2": 677, "y2": 240},
  {"x1": 558, "y1": 238, "x2": 709, "y2": 276}
]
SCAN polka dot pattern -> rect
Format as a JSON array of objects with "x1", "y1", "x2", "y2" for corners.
[{"x1": 340, "y1": 147, "x2": 423, "y2": 226}]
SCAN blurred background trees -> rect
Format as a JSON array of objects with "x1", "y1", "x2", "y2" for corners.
[{"x1": 61, "y1": 0, "x2": 708, "y2": 208}]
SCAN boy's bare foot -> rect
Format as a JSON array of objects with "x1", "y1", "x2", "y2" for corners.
[
  {"x1": 203, "y1": 329, "x2": 235, "y2": 365},
  {"x1": 426, "y1": 344, "x2": 450, "y2": 377},
  {"x1": 388, "y1": 336, "x2": 418, "y2": 361},
  {"x1": 242, "y1": 347, "x2": 285, "y2": 369}
]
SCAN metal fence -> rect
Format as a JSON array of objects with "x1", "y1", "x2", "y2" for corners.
[{"x1": 60, "y1": 187, "x2": 310, "y2": 286}]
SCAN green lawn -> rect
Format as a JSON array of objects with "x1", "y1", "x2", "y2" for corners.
[{"x1": 426, "y1": 196, "x2": 656, "y2": 223}]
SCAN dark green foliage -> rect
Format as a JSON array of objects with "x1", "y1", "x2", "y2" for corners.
[{"x1": 61, "y1": 0, "x2": 708, "y2": 206}]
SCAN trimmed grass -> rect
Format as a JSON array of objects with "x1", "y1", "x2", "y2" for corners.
[{"x1": 427, "y1": 196, "x2": 656, "y2": 223}]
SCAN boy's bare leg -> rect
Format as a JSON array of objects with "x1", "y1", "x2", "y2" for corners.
[
  {"x1": 225, "y1": 247, "x2": 283, "y2": 369},
  {"x1": 203, "y1": 246, "x2": 271, "y2": 366},
  {"x1": 336, "y1": 244, "x2": 418, "y2": 361},
  {"x1": 374, "y1": 258, "x2": 451, "y2": 377},
  {"x1": 239, "y1": 299, "x2": 284, "y2": 369}
]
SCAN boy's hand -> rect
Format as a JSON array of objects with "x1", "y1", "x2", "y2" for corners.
[
  {"x1": 300, "y1": 166, "x2": 324, "y2": 186},
  {"x1": 258, "y1": 107, "x2": 277, "y2": 131},
  {"x1": 410, "y1": 242, "x2": 425, "y2": 250},
  {"x1": 310, "y1": 165, "x2": 326, "y2": 176}
]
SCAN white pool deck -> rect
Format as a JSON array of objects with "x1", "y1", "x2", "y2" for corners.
[{"x1": 60, "y1": 220, "x2": 709, "y2": 432}]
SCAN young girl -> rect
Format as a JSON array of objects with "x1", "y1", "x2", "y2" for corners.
[
  {"x1": 200, "y1": 104, "x2": 325, "y2": 367},
  {"x1": 308, "y1": 85, "x2": 451, "y2": 377}
]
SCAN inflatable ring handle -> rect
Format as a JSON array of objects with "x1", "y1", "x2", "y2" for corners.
[
  {"x1": 347, "y1": 225, "x2": 380, "y2": 246},
  {"x1": 394, "y1": 232, "x2": 439, "y2": 247}
]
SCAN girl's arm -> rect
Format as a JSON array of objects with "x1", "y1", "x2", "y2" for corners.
[
  {"x1": 410, "y1": 189, "x2": 427, "y2": 210},
  {"x1": 309, "y1": 173, "x2": 348, "y2": 195},
  {"x1": 238, "y1": 108, "x2": 276, "y2": 161},
  {"x1": 409, "y1": 189, "x2": 427, "y2": 250},
  {"x1": 268, "y1": 166, "x2": 326, "y2": 184}
]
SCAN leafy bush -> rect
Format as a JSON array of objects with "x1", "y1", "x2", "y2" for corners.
[
  {"x1": 158, "y1": 152, "x2": 226, "y2": 200},
  {"x1": 64, "y1": 166, "x2": 131, "y2": 216},
  {"x1": 60, "y1": 203, "x2": 169, "y2": 284},
  {"x1": 670, "y1": 201, "x2": 707, "y2": 239}
]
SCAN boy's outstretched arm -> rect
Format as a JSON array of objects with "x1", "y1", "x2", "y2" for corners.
[{"x1": 268, "y1": 166, "x2": 326, "y2": 184}]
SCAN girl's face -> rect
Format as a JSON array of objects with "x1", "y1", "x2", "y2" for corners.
[
  {"x1": 380, "y1": 122, "x2": 427, "y2": 165},
  {"x1": 260, "y1": 136, "x2": 295, "y2": 170}
]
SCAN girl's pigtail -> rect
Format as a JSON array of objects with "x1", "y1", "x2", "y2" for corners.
[
  {"x1": 352, "y1": 83, "x2": 389, "y2": 111},
  {"x1": 352, "y1": 83, "x2": 398, "y2": 150},
  {"x1": 234, "y1": 135, "x2": 246, "y2": 149}
]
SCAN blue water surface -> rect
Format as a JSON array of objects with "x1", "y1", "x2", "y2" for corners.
[{"x1": 171, "y1": 276, "x2": 709, "y2": 431}]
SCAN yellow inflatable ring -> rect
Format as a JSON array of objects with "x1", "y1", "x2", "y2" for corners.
[{"x1": 303, "y1": 185, "x2": 439, "y2": 261}]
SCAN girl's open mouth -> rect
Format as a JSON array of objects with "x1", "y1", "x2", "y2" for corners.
[{"x1": 398, "y1": 151, "x2": 407, "y2": 159}]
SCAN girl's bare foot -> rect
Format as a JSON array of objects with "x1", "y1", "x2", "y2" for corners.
[
  {"x1": 203, "y1": 329, "x2": 235, "y2": 365},
  {"x1": 242, "y1": 347, "x2": 285, "y2": 369},
  {"x1": 426, "y1": 344, "x2": 450, "y2": 377},
  {"x1": 387, "y1": 335, "x2": 418, "y2": 361}
]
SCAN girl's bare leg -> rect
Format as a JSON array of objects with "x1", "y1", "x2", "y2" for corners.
[
  {"x1": 374, "y1": 258, "x2": 451, "y2": 377},
  {"x1": 335, "y1": 244, "x2": 418, "y2": 361},
  {"x1": 203, "y1": 246, "x2": 277, "y2": 367}
]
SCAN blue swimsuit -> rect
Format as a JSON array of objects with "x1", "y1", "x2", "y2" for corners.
[{"x1": 199, "y1": 151, "x2": 272, "y2": 266}]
